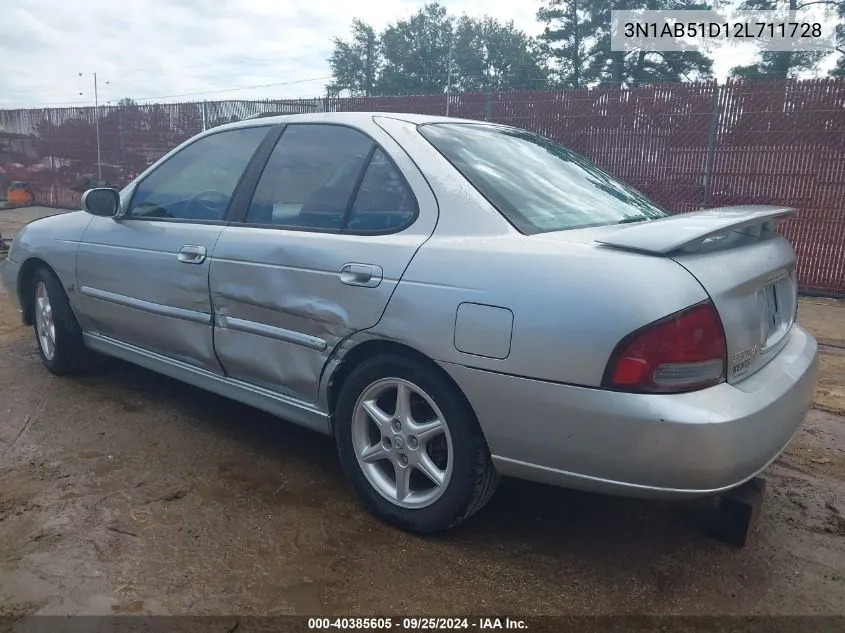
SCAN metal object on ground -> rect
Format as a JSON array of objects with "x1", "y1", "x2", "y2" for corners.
[
  {"x1": 6, "y1": 182, "x2": 32, "y2": 207},
  {"x1": 711, "y1": 477, "x2": 768, "y2": 547}
]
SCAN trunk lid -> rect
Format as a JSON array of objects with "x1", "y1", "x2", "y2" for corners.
[{"x1": 587, "y1": 206, "x2": 798, "y2": 384}]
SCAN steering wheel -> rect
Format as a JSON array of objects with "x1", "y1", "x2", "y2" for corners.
[
  {"x1": 188, "y1": 189, "x2": 230, "y2": 219},
  {"x1": 130, "y1": 201, "x2": 173, "y2": 219}
]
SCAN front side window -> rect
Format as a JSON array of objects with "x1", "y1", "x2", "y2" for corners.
[
  {"x1": 127, "y1": 126, "x2": 270, "y2": 221},
  {"x1": 419, "y1": 123, "x2": 667, "y2": 234},
  {"x1": 245, "y1": 125, "x2": 416, "y2": 232}
]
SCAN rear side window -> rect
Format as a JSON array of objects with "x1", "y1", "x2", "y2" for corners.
[
  {"x1": 245, "y1": 124, "x2": 416, "y2": 233},
  {"x1": 347, "y1": 149, "x2": 416, "y2": 232},
  {"x1": 246, "y1": 124, "x2": 371, "y2": 229},
  {"x1": 418, "y1": 123, "x2": 666, "y2": 234}
]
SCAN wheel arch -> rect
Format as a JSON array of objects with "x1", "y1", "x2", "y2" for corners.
[
  {"x1": 325, "y1": 338, "x2": 479, "y2": 435},
  {"x1": 17, "y1": 257, "x2": 55, "y2": 325}
]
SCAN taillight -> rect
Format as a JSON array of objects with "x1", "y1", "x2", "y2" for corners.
[{"x1": 603, "y1": 301, "x2": 727, "y2": 394}]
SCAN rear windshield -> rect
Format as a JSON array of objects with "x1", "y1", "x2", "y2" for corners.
[{"x1": 418, "y1": 122, "x2": 667, "y2": 234}]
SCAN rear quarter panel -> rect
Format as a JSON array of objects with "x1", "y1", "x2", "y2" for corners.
[
  {"x1": 368, "y1": 116, "x2": 711, "y2": 387},
  {"x1": 373, "y1": 234, "x2": 710, "y2": 387}
]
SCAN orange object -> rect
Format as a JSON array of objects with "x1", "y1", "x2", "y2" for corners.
[{"x1": 7, "y1": 182, "x2": 32, "y2": 206}]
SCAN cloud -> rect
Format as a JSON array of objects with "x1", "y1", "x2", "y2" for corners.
[
  {"x1": 0, "y1": 0, "x2": 544, "y2": 108},
  {"x1": 4, "y1": 0, "x2": 808, "y2": 109}
]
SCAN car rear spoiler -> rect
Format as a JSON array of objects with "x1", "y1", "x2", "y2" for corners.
[{"x1": 594, "y1": 205, "x2": 795, "y2": 255}]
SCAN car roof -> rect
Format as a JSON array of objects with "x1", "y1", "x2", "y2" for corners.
[{"x1": 218, "y1": 111, "x2": 488, "y2": 131}]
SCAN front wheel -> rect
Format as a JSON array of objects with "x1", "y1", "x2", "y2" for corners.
[
  {"x1": 335, "y1": 354, "x2": 499, "y2": 533},
  {"x1": 31, "y1": 268, "x2": 89, "y2": 375}
]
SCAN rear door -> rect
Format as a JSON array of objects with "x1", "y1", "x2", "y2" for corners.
[{"x1": 209, "y1": 121, "x2": 438, "y2": 403}]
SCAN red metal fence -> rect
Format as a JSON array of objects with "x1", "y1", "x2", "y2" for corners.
[{"x1": 1, "y1": 78, "x2": 843, "y2": 296}]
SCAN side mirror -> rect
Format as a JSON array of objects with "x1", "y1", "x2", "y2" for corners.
[{"x1": 81, "y1": 188, "x2": 121, "y2": 217}]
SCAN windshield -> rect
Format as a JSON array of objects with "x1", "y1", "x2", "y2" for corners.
[{"x1": 418, "y1": 123, "x2": 667, "y2": 234}]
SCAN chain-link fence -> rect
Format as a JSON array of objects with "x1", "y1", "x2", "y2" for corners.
[{"x1": 1, "y1": 78, "x2": 843, "y2": 295}]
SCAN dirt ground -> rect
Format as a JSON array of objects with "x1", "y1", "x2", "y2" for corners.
[
  {"x1": 0, "y1": 207, "x2": 65, "y2": 242},
  {"x1": 798, "y1": 299, "x2": 845, "y2": 418},
  {"x1": 0, "y1": 207, "x2": 843, "y2": 617}
]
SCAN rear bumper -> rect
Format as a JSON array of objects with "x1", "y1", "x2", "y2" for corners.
[{"x1": 440, "y1": 324, "x2": 820, "y2": 499}]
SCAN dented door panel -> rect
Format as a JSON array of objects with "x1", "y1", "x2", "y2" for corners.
[
  {"x1": 210, "y1": 231, "x2": 431, "y2": 401},
  {"x1": 210, "y1": 121, "x2": 439, "y2": 403}
]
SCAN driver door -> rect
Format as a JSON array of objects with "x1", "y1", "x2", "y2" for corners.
[{"x1": 75, "y1": 125, "x2": 272, "y2": 372}]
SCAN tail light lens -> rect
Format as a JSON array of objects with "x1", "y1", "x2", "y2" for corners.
[{"x1": 603, "y1": 301, "x2": 727, "y2": 394}]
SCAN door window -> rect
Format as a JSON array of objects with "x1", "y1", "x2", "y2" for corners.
[
  {"x1": 347, "y1": 149, "x2": 416, "y2": 232},
  {"x1": 245, "y1": 124, "x2": 371, "y2": 230},
  {"x1": 127, "y1": 126, "x2": 270, "y2": 221},
  {"x1": 245, "y1": 124, "x2": 416, "y2": 233}
]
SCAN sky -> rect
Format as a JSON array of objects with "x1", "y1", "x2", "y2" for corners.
[{"x1": 0, "y1": 0, "x2": 837, "y2": 110}]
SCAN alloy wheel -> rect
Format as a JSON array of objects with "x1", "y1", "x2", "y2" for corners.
[
  {"x1": 34, "y1": 281, "x2": 56, "y2": 361},
  {"x1": 351, "y1": 377, "x2": 454, "y2": 509}
]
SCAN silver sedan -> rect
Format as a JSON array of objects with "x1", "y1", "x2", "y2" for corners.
[{"x1": 1, "y1": 113, "x2": 820, "y2": 533}]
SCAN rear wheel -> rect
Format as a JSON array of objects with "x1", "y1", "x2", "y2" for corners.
[
  {"x1": 335, "y1": 354, "x2": 499, "y2": 533},
  {"x1": 31, "y1": 268, "x2": 89, "y2": 375}
]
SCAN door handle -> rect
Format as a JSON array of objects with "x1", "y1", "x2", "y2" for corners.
[
  {"x1": 177, "y1": 245, "x2": 207, "y2": 264},
  {"x1": 339, "y1": 263, "x2": 383, "y2": 287}
]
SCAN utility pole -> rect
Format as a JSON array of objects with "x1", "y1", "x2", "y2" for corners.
[
  {"x1": 47, "y1": 108, "x2": 57, "y2": 205},
  {"x1": 116, "y1": 102, "x2": 125, "y2": 182},
  {"x1": 445, "y1": 26, "x2": 454, "y2": 116},
  {"x1": 94, "y1": 73, "x2": 101, "y2": 180},
  {"x1": 79, "y1": 72, "x2": 108, "y2": 181}
]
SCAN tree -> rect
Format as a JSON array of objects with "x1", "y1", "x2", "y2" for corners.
[
  {"x1": 327, "y1": 3, "x2": 548, "y2": 95},
  {"x1": 35, "y1": 116, "x2": 96, "y2": 164},
  {"x1": 730, "y1": 50, "x2": 824, "y2": 79},
  {"x1": 328, "y1": 19, "x2": 379, "y2": 96},
  {"x1": 729, "y1": 0, "x2": 843, "y2": 79},
  {"x1": 587, "y1": 47, "x2": 714, "y2": 86},
  {"x1": 97, "y1": 99, "x2": 165, "y2": 182},
  {"x1": 811, "y1": 0, "x2": 845, "y2": 77},
  {"x1": 536, "y1": 0, "x2": 715, "y2": 87},
  {"x1": 172, "y1": 102, "x2": 203, "y2": 141},
  {"x1": 377, "y1": 3, "x2": 454, "y2": 95},
  {"x1": 586, "y1": 1, "x2": 715, "y2": 87},
  {"x1": 537, "y1": 0, "x2": 594, "y2": 88},
  {"x1": 451, "y1": 16, "x2": 549, "y2": 91}
]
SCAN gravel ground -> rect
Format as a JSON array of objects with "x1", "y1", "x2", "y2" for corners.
[{"x1": 0, "y1": 207, "x2": 843, "y2": 617}]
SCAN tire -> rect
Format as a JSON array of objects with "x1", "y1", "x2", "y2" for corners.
[
  {"x1": 31, "y1": 267, "x2": 89, "y2": 375},
  {"x1": 335, "y1": 354, "x2": 499, "y2": 533}
]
